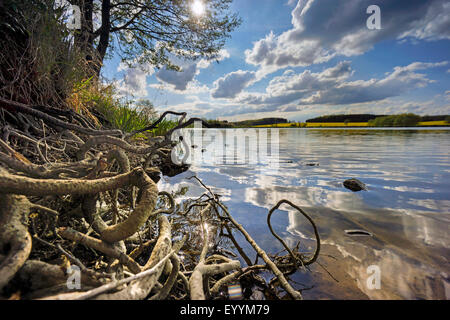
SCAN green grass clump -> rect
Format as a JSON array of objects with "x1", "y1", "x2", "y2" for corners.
[{"x1": 67, "y1": 80, "x2": 178, "y2": 136}]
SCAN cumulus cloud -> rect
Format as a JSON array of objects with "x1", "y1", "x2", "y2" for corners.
[
  {"x1": 211, "y1": 70, "x2": 256, "y2": 99},
  {"x1": 149, "y1": 79, "x2": 209, "y2": 95},
  {"x1": 232, "y1": 61, "x2": 447, "y2": 113},
  {"x1": 197, "y1": 49, "x2": 231, "y2": 69},
  {"x1": 155, "y1": 49, "x2": 231, "y2": 92},
  {"x1": 245, "y1": 0, "x2": 450, "y2": 74},
  {"x1": 300, "y1": 61, "x2": 448, "y2": 105},
  {"x1": 155, "y1": 64, "x2": 198, "y2": 91},
  {"x1": 116, "y1": 62, "x2": 155, "y2": 97}
]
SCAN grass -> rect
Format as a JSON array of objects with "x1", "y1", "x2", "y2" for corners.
[{"x1": 66, "y1": 80, "x2": 178, "y2": 137}]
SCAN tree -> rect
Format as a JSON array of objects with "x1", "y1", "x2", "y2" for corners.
[
  {"x1": 445, "y1": 116, "x2": 450, "y2": 124},
  {"x1": 68, "y1": 0, "x2": 241, "y2": 77},
  {"x1": 368, "y1": 113, "x2": 420, "y2": 127},
  {"x1": 135, "y1": 98, "x2": 157, "y2": 119}
]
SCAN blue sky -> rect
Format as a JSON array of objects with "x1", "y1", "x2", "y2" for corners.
[{"x1": 102, "y1": 0, "x2": 450, "y2": 122}]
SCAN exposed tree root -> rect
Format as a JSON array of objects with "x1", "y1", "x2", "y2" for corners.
[
  {"x1": 0, "y1": 99, "x2": 321, "y2": 300},
  {"x1": 0, "y1": 97, "x2": 122, "y2": 136},
  {"x1": 188, "y1": 204, "x2": 240, "y2": 300},
  {"x1": 0, "y1": 194, "x2": 32, "y2": 291}
]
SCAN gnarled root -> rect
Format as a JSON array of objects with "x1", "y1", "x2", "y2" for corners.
[
  {"x1": 42, "y1": 215, "x2": 177, "y2": 300},
  {"x1": 0, "y1": 167, "x2": 158, "y2": 243},
  {"x1": 188, "y1": 204, "x2": 241, "y2": 300},
  {"x1": 0, "y1": 194, "x2": 32, "y2": 292}
]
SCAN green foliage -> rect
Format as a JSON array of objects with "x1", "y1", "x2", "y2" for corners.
[
  {"x1": 234, "y1": 118, "x2": 288, "y2": 127},
  {"x1": 421, "y1": 115, "x2": 449, "y2": 121},
  {"x1": 206, "y1": 120, "x2": 235, "y2": 128},
  {"x1": 206, "y1": 118, "x2": 289, "y2": 128},
  {"x1": 368, "y1": 113, "x2": 421, "y2": 127},
  {"x1": 72, "y1": 0, "x2": 241, "y2": 76},
  {"x1": 67, "y1": 80, "x2": 177, "y2": 136},
  {"x1": 306, "y1": 114, "x2": 379, "y2": 123}
]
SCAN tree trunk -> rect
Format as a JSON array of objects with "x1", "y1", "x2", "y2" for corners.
[
  {"x1": 93, "y1": 0, "x2": 111, "y2": 77},
  {"x1": 72, "y1": 0, "x2": 98, "y2": 78}
]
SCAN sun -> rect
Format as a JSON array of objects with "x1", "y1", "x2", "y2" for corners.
[{"x1": 191, "y1": 0, "x2": 205, "y2": 17}]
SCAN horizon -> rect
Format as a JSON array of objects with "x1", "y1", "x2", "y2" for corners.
[
  {"x1": 103, "y1": 0, "x2": 450, "y2": 122},
  {"x1": 209, "y1": 112, "x2": 450, "y2": 123}
]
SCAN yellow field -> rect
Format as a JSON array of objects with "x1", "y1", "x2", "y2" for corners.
[
  {"x1": 305, "y1": 122, "x2": 368, "y2": 127},
  {"x1": 253, "y1": 122, "x2": 368, "y2": 128},
  {"x1": 418, "y1": 121, "x2": 448, "y2": 126},
  {"x1": 253, "y1": 123, "x2": 297, "y2": 128},
  {"x1": 253, "y1": 120, "x2": 449, "y2": 128}
]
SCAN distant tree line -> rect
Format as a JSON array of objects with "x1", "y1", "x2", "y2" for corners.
[
  {"x1": 420, "y1": 115, "x2": 449, "y2": 121},
  {"x1": 207, "y1": 117, "x2": 288, "y2": 128},
  {"x1": 235, "y1": 118, "x2": 287, "y2": 126},
  {"x1": 205, "y1": 114, "x2": 449, "y2": 128},
  {"x1": 305, "y1": 114, "x2": 380, "y2": 123},
  {"x1": 306, "y1": 113, "x2": 450, "y2": 125},
  {"x1": 367, "y1": 113, "x2": 421, "y2": 127}
]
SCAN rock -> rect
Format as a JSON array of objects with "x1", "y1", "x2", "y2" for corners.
[
  {"x1": 343, "y1": 178, "x2": 367, "y2": 192},
  {"x1": 345, "y1": 229, "x2": 372, "y2": 236},
  {"x1": 249, "y1": 288, "x2": 265, "y2": 300},
  {"x1": 305, "y1": 162, "x2": 319, "y2": 166}
]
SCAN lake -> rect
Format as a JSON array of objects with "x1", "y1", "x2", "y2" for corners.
[{"x1": 159, "y1": 127, "x2": 450, "y2": 299}]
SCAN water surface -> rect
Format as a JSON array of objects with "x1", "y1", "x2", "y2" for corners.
[{"x1": 160, "y1": 128, "x2": 450, "y2": 299}]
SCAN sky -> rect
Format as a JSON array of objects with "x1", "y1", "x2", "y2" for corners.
[{"x1": 102, "y1": 0, "x2": 450, "y2": 122}]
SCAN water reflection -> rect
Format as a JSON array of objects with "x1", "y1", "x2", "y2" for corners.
[{"x1": 160, "y1": 128, "x2": 450, "y2": 299}]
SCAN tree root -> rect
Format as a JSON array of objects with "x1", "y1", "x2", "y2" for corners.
[
  {"x1": 0, "y1": 167, "x2": 158, "y2": 243},
  {"x1": 187, "y1": 204, "x2": 240, "y2": 300},
  {"x1": 0, "y1": 103, "x2": 322, "y2": 300},
  {"x1": 0, "y1": 194, "x2": 32, "y2": 291},
  {"x1": 42, "y1": 216, "x2": 180, "y2": 300},
  {"x1": 0, "y1": 97, "x2": 122, "y2": 136},
  {"x1": 57, "y1": 227, "x2": 142, "y2": 274},
  {"x1": 267, "y1": 199, "x2": 320, "y2": 267}
]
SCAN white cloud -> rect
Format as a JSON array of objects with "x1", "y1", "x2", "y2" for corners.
[
  {"x1": 211, "y1": 70, "x2": 256, "y2": 99},
  {"x1": 149, "y1": 79, "x2": 209, "y2": 95},
  {"x1": 155, "y1": 64, "x2": 198, "y2": 91},
  {"x1": 154, "y1": 49, "x2": 231, "y2": 92},
  {"x1": 116, "y1": 67, "x2": 153, "y2": 97},
  {"x1": 301, "y1": 61, "x2": 448, "y2": 105},
  {"x1": 235, "y1": 61, "x2": 447, "y2": 109},
  {"x1": 245, "y1": 0, "x2": 450, "y2": 75},
  {"x1": 197, "y1": 49, "x2": 231, "y2": 69},
  {"x1": 115, "y1": 60, "x2": 155, "y2": 97}
]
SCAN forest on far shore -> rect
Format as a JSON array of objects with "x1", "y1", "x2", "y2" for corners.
[
  {"x1": 206, "y1": 113, "x2": 450, "y2": 128},
  {"x1": 305, "y1": 113, "x2": 450, "y2": 124}
]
